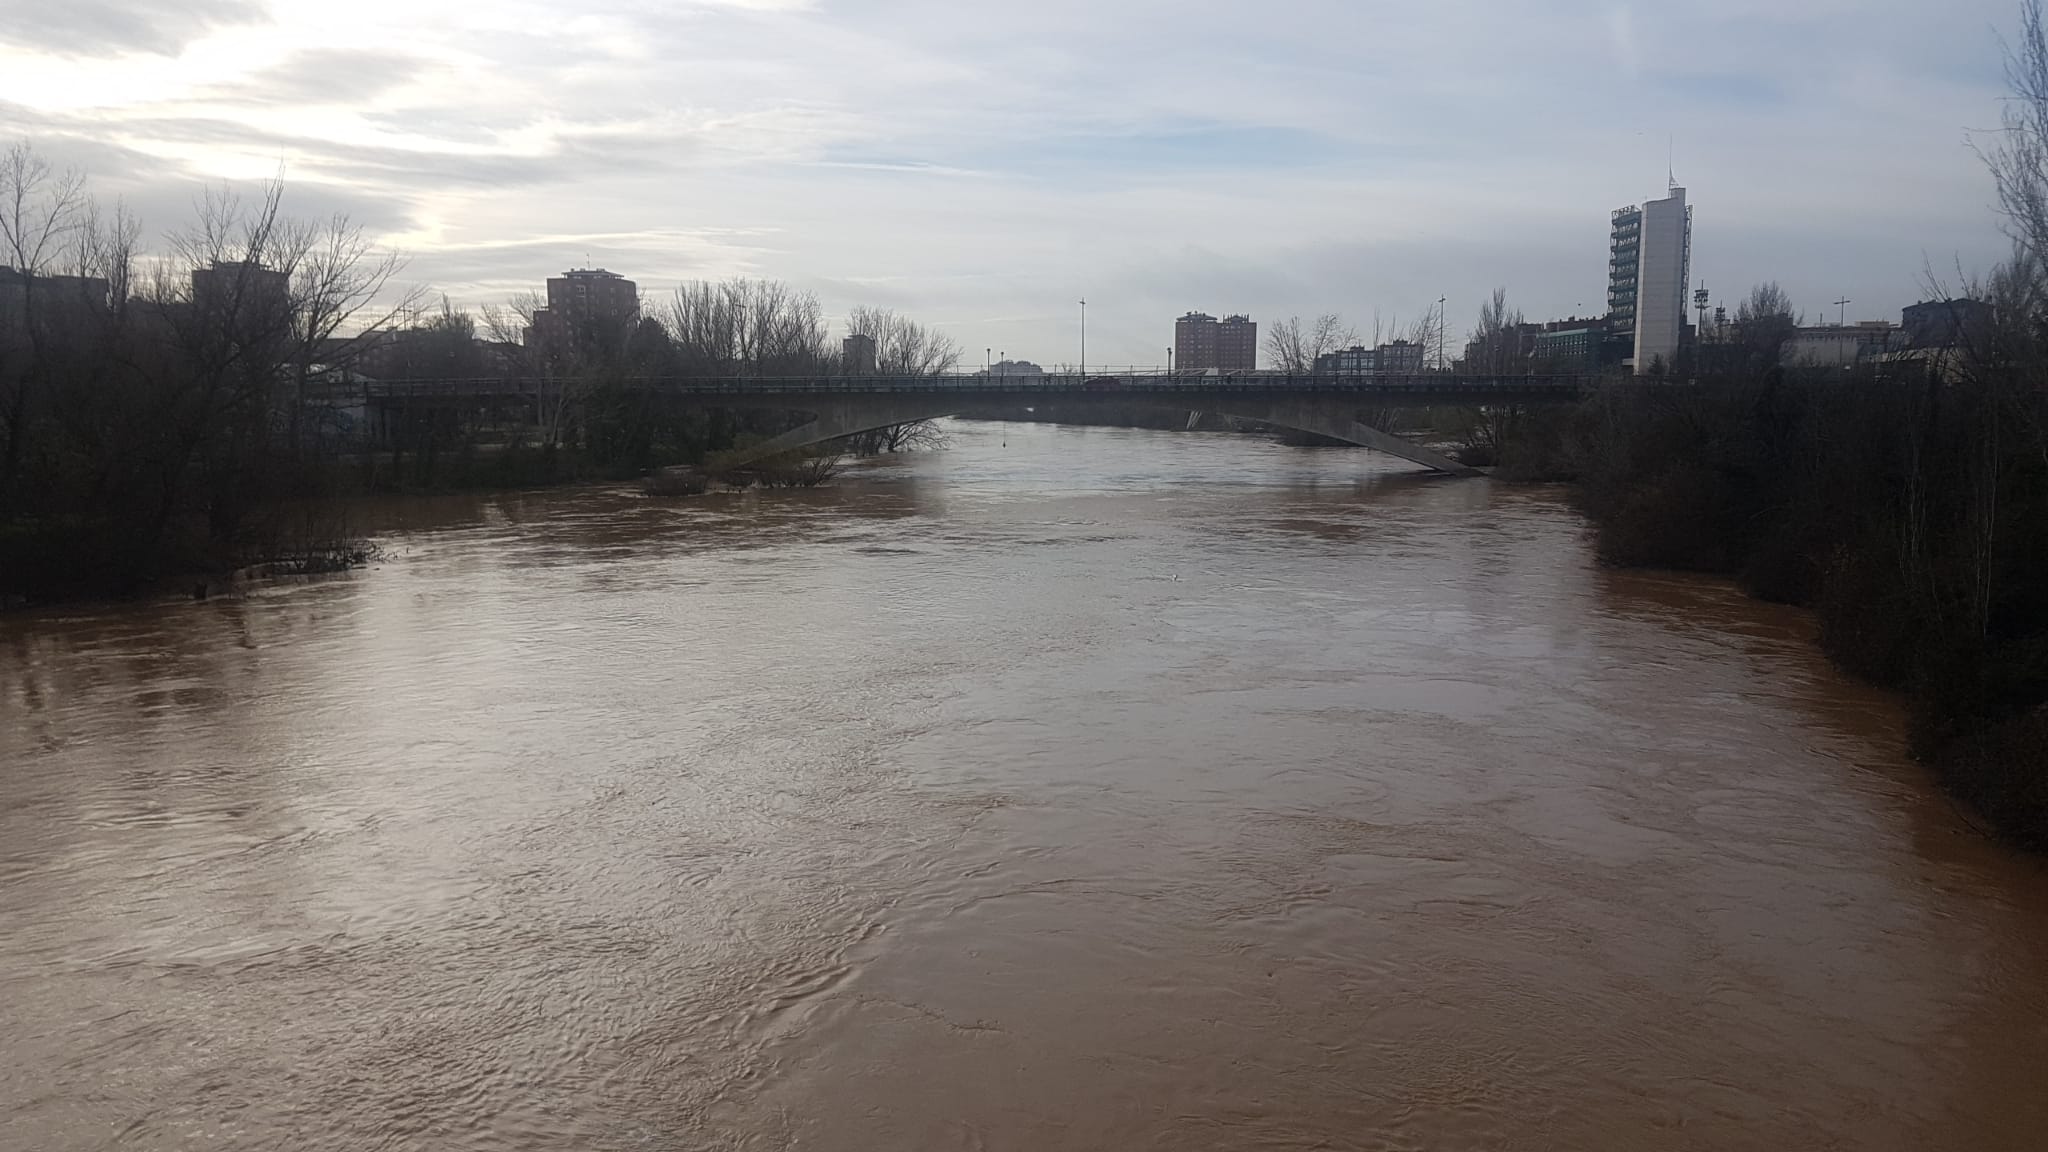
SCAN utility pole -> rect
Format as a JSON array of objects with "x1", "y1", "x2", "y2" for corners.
[{"x1": 1833, "y1": 296, "x2": 1852, "y2": 326}]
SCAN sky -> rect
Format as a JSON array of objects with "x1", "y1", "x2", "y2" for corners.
[{"x1": 0, "y1": 0, "x2": 2025, "y2": 366}]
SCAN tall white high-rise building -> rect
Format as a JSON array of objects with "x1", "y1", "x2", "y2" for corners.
[{"x1": 1631, "y1": 185, "x2": 1692, "y2": 373}]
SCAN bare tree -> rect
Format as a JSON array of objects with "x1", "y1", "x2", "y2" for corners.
[
  {"x1": 660, "y1": 281, "x2": 740, "y2": 371},
  {"x1": 842, "y1": 419, "x2": 950, "y2": 455},
  {"x1": 285, "y1": 214, "x2": 417, "y2": 449},
  {"x1": 0, "y1": 145, "x2": 90, "y2": 511},
  {"x1": 1447, "y1": 289, "x2": 1533, "y2": 461},
  {"x1": 1464, "y1": 287, "x2": 1527, "y2": 375},
  {"x1": 1399, "y1": 314, "x2": 1438, "y2": 359},
  {"x1": 147, "y1": 181, "x2": 319, "y2": 545},
  {"x1": 72, "y1": 196, "x2": 140, "y2": 312},
  {"x1": 1264, "y1": 313, "x2": 1358, "y2": 373},
  {"x1": 1992, "y1": 0, "x2": 2048, "y2": 265},
  {"x1": 836, "y1": 305, "x2": 958, "y2": 451},
  {"x1": 1955, "y1": 0, "x2": 2048, "y2": 638},
  {"x1": 481, "y1": 290, "x2": 547, "y2": 356},
  {"x1": 484, "y1": 290, "x2": 581, "y2": 447},
  {"x1": 0, "y1": 146, "x2": 455, "y2": 595},
  {"x1": 660, "y1": 278, "x2": 833, "y2": 376},
  {"x1": 846, "y1": 305, "x2": 960, "y2": 376},
  {"x1": 0, "y1": 144, "x2": 86, "y2": 280},
  {"x1": 1736, "y1": 282, "x2": 1799, "y2": 325},
  {"x1": 734, "y1": 279, "x2": 831, "y2": 374},
  {"x1": 1732, "y1": 281, "x2": 1801, "y2": 374}
]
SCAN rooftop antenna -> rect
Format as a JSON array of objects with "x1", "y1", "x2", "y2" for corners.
[{"x1": 1668, "y1": 136, "x2": 1676, "y2": 191}]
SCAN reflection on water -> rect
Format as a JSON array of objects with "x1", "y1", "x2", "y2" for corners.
[{"x1": 4, "y1": 420, "x2": 2047, "y2": 1150}]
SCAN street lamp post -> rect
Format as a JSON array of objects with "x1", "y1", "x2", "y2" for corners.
[
  {"x1": 1437, "y1": 295, "x2": 1447, "y2": 373},
  {"x1": 1079, "y1": 299, "x2": 1087, "y2": 379}
]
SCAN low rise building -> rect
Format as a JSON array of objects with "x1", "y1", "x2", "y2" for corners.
[
  {"x1": 1312, "y1": 340, "x2": 1427, "y2": 375},
  {"x1": 1527, "y1": 317, "x2": 1621, "y2": 374},
  {"x1": 1314, "y1": 346, "x2": 1377, "y2": 374},
  {"x1": 1782, "y1": 321, "x2": 1896, "y2": 369},
  {"x1": 1896, "y1": 299, "x2": 1992, "y2": 351},
  {"x1": 191, "y1": 260, "x2": 290, "y2": 315},
  {"x1": 1374, "y1": 339, "x2": 1426, "y2": 375},
  {"x1": 0, "y1": 267, "x2": 113, "y2": 344},
  {"x1": 842, "y1": 333, "x2": 877, "y2": 374}
]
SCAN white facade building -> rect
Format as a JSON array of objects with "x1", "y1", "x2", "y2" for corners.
[
  {"x1": 1631, "y1": 185, "x2": 1692, "y2": 374},
  {"x1": 1781, "y1": 323, "x2": 1896, "y2": 369}
]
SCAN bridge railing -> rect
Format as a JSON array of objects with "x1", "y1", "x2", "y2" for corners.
[{"x1": 349, "y1": 372, "x2": 1593, "y2": 400}]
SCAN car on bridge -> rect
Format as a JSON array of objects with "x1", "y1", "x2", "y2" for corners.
[{"x1": 1083, "y1": 376, "x2": 1126, "y2": 391}]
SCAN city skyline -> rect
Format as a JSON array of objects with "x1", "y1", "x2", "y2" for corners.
[{"x1": 0, "y1": 0, "x2": 2016, "y2": 365}]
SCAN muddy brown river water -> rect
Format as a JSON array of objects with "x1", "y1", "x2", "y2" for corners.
[{"x1": 3, "y1": 420, "x2": 2046, "y2": 1150}]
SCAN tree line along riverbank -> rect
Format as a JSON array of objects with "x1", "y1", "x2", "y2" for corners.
[
  {"x1": 1438, "y1": 0, "x2": 2048, "y2": 849},
  {"x1": 1475, "y1": 354, "x2": 2048, "y2": 849},
  {"x1": 0, "y1": 142, "x2": 959, "y2": 605}
]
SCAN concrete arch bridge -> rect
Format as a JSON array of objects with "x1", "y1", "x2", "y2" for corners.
[{"x1": 356, "y1": 372, "x2": 1589, "y2": 477}]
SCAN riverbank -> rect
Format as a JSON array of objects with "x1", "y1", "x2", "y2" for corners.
[
  {"x1": 1494, "y1": 376, "x2": 2048, "y2": 849},
  {"x1": 0, "y1": 404, "x2": 831, "y2": 607}
]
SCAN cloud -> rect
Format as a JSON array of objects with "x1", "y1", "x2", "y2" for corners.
[
  {"x1": 823, "y1": 122, "x2": 1347, "y2": 181},
  {"x1": 0, "y1": 0, "x2": 2023, "y2": 363},
  {"x1": 0, "y1": 0, "x2": 269, "y2": 58},
  {"x1": 1606, "y1": 5, "x2": 1641, "y2": 78},
  {"x1": 206, "y1": 49, "x2": 429, "y2": 106},
  {"x1": 1654, "y1": 71, "x2": 1789, "y2": 109}
]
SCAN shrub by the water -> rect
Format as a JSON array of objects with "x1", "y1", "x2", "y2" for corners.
[{"x1": 1496, "y1": 361, "x2": 2048, "y2": 849}]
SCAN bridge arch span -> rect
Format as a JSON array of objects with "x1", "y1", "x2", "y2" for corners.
[
  {"x1": 714, "y1": 393, "x2": 1477, "y2": 475},
  {"x1": 714, "y1": 397, "x2": 967, "y2": 469}
]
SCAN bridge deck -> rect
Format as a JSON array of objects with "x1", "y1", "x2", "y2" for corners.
[{"x1": 346, "y1": 373, "x2": 1590, "y2": 400}]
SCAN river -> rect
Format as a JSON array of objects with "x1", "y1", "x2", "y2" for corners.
[{"x1": 3, "y1": 420, "x2": 2046, "y2": 1150}]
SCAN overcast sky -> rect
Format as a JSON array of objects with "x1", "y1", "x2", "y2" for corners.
[{"x1": 0, "y1": 0, "x2": 2023, "y2": 364}]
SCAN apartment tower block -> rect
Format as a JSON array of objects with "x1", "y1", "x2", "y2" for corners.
[
  {"x1": 1174, "y1": 311, "x2": 1257, "y2": 372},
  {"x1": 1608, "y1": 186, "x2": 1691, "y2": 373}
]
